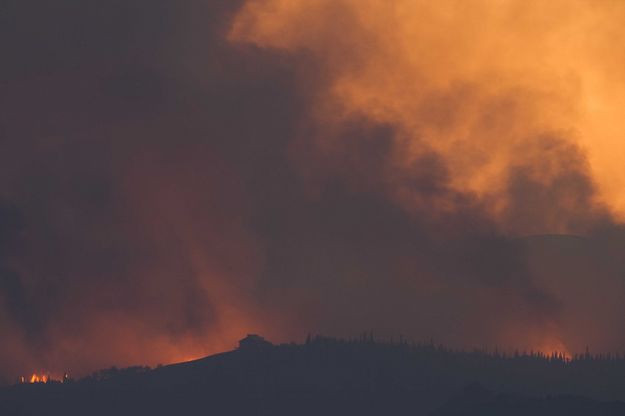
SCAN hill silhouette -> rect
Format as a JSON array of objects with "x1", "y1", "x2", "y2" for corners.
[{"x1": 2, "y1": 334, "x2": 625, "y2": 415}]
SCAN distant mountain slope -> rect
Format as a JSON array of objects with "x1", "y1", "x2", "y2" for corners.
[{"x1": 2, "y1": 336, "x2": 625, "y2": 415}]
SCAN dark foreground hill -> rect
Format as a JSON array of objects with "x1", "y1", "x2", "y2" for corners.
[{"x1": 2, "y1": 335, "x2": 625, "y2": 415}]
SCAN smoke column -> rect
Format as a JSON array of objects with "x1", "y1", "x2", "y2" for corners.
[{"x1": 0, "y1": 0, "x2": 624, "y2": 384}]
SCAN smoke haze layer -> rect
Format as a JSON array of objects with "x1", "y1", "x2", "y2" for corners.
[{"x1": 1, "y1": 0, "x2": 625, "y2": 383}]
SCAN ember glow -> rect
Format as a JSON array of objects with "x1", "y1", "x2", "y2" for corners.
[
  {"x1": 1, "y1": 1, "x2": 625, "y2": 384},
  {"x1": 536, "y1": 340, "x2": 572, "y2": 361}
]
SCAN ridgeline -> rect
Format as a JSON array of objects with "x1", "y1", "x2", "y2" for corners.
[{"x1": 2, "y1": 334, "x2": 625, "y2": 415}]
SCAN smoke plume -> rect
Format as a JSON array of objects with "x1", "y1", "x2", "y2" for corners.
[{"x1": 0, "y1": 0, "x2": 624, "y2": 383}]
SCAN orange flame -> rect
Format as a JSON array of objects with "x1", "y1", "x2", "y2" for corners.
[{"x1": 29, "y1": 373, "x2": 49, "y2": 383}]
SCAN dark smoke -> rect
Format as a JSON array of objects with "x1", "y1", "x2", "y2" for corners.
[{"x1": 0, "y1": 0, "x2": 624, "y2": 384}]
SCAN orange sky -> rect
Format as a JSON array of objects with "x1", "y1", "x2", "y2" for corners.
[{"x1": 231, "y1": 0, "x2": 625, "y2": 231}]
